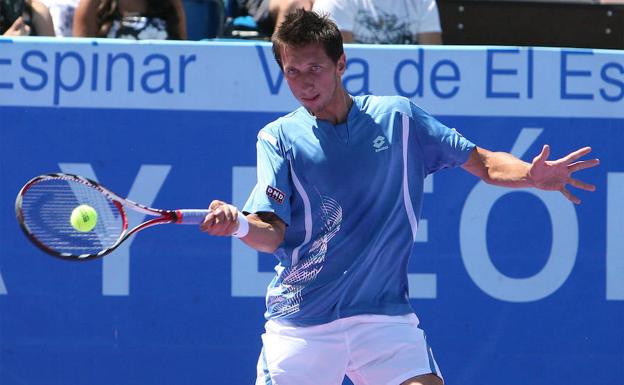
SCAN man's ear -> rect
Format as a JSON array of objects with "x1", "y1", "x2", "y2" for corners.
[{"x1": 337, "y1": 53, "x2": 347, "y2": 74}]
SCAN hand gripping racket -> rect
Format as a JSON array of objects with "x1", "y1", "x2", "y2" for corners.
[{"x1": 15, "y1": 173, "x2": 210, "y2": 261}]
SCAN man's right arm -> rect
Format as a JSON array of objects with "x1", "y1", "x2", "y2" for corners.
[
  {"x1": 200, "y1": 200, "x2": 286, "y2": 253},
  {"x1": 241, "y1": 212, "x2": 286, "y2": 253}
]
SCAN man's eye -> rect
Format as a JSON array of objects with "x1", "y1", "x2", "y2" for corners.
[
  {"x1": 311, "y1": 65, "x2": 321, "y2": 72},
  {"x1": 287, "y1": 69, "x2": 298, "y2": 76}
]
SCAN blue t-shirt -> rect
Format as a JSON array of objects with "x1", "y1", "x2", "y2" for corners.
[{"x1": 243, "y1": 95, "x2": 475, "y2": 326}]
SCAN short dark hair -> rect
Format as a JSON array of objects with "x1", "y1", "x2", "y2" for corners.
[{"x1": 272, "y1": 9, "x2": 344, "y2": 70}]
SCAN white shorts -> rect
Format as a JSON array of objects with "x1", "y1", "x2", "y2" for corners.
[{"x1": 255, "y1": 313, "x2": 443, "y2": 385}]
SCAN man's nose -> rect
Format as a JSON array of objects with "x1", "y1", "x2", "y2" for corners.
[{"x1": 301, "y1": 74, "x2": 314, "y2": 89}]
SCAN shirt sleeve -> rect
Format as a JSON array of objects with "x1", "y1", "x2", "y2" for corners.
[
  {"x1": 242, "y1": 128, "x2": 292, "y2": 226},
  {"x1": 313, "y1": 0, "x2": 355, "y2": 32},
  {"x1": 417, "y1": 0, "x2": 442, "y2": 34},
  {"x1": 410, "y1": 102, "x2": 475, "y2": 175}
]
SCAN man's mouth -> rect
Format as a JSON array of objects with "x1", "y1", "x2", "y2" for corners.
[{"x1": 301, "y1": 95, "x2": 319, "y2": 103}]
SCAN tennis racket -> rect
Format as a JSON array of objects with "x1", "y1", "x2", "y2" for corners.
[{"x1": 15, "y1": 173, "x2": 210, "y2": 261}]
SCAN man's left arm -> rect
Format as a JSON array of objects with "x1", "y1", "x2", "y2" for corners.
[{"x1": 461, "y1": 145, "x2": 600, "y2": 204}]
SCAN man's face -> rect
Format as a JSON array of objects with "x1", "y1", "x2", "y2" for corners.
[{"x1": 280, "y1": 43, "x2": 346, "y2": 121}]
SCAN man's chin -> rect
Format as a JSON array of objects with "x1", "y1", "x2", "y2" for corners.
[{"x1": 301, "y1": 101, "x2": 320, "y2": 114}]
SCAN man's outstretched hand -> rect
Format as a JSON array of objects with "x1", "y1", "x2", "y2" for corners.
[{"x1": 528, "y1": 145, "x2": 600, "y2": 204}]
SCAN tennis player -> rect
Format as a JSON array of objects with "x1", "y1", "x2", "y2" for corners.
[{"x1": 201, "y1": 9, "x2": 599, "y2": 385}]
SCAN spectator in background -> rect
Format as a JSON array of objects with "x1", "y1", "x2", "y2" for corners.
[
  {"x1": 313, "y1": 0, "x2": 442, "y2": 44},
  {"x1": 234, "y1": 0, "x2": 313, "y2": 37},
  {"x1": 1, "y1": 0, "x2": 55, "y2": 36},
  {"x1": 73, "y1": 0, "x2": 187, "y2": 40},
  {"x1": 40, "y1": 0, "x2": 79, "y2": 37}
]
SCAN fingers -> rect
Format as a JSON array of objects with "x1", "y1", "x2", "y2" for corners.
[
  {"x1": 208, "y1": 200, "x2": 225, "y2": 211},
  {"x1": 532, "y1": 145, "x2": 600, "y2": 204},
  {"x1": 10, "y1": 16, "x2": 24, "y2": 29},
  {"x1": 568, "y1": 158, "x2": 600, "y2": 173},
  {"x1": 532, "y1": 144, "x2": 550, "y2": 165},
  {"x1": 561, "y1": 146, "x2": 592, "y2": 164},
  {"x1": 200, "y1": 201, "x2": 240, "y2": 236},
  {"x1": 21, "y1": 23, "x2": 31, "y2": 36},
  {"x1": 568, "y1": 177, "x2": 596, "y2": 192},
  {"x1": 6, "y1": 17, "x2": 30, "y2": 36},
  {"x1": 560, "y1": 187, "x2": 581, "y2": 205}
]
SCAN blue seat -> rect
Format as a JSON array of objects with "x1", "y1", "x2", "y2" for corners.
[{"x1": 183, "y1": 0, "x2": 225, "y2": 40}]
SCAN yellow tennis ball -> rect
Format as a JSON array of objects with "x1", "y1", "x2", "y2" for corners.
[{"x1": 70, "y1": 204, "x2": 98, "y2": 232}]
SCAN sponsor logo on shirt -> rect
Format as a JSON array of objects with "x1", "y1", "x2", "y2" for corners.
[
  {"x1": 373, "y1": 135, "x2": 389, "y2": 152},
  {"x1": 266, "y1": 186, "x2": 285, "y2": 204}
]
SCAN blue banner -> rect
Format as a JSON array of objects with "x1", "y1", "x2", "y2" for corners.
[{"x1": 0, "y1": 39, "x2": 622, "y2": 385}]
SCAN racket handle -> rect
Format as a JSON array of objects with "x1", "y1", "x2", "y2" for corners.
[{"x1": 175, "y1": 209, "x2": 211, "y2": 225}]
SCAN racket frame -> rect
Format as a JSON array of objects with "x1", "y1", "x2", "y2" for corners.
[{"x1": 15, "y1": 173, "x2": 192, "y2": 261}]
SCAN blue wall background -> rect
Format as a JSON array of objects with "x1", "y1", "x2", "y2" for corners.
[{"x1": 0, "y1": 39, "x2": 622, "y2": 385}]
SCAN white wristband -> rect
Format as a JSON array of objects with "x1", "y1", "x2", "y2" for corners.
[{"x1": 232, "y1": 211, "x2": 249, "y2": 238}]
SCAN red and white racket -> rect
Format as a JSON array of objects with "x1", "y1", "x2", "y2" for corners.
[{"x1": 15, "y1": 173, "x2": 210, "y2": 261}]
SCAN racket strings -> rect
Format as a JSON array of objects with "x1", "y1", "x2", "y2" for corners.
[{"x1": 20, "y1": 178, "x2": 124, "y2": 257}]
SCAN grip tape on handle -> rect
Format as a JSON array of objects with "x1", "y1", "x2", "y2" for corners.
[{"x1": 176, "y1": 209, "x2": 211, "y2": 224}]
